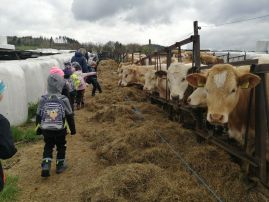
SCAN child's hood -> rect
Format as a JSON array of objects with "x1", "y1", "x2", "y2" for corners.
[{"x1": 47, "y1": 74, "x2": 65, "y2": 94}]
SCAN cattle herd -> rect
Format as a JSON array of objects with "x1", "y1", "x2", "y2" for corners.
[{"x1": 118, "y1": 51, "x2": 269, "y2": 175}]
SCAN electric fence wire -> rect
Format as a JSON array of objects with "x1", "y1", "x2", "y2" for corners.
[
  {"x1": 201, "y1": 13, "x2": 269, "y2": 29},
  {"x1": 154, "y1": 130, "x2": 224, "y2": 202}
]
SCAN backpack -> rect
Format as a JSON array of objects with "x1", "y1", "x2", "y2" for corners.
[
  {"x1": 65, "y1": 78, "x2": 75, "y2": 92},
  {"x1": 70, "y1": 74, "x2": 81, "y2": 90},
  {"x1": 40, "y1": 95, "x2": 65, "y2": 130}
]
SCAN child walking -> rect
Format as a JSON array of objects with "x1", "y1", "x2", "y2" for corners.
[
  {"x1": 36, "y1": 74, "x2": 76, "y2": 177},
  {"x1": 0, "y1": 80, "x2": 17, "y2": 190},
  {"x1": 71, "y1": 62, "x2": 96, "y2": 109},
  {"x1": 63, "y1": 62, "x2": 76, "y2": 111},
  {"x1": 87, "y1": 61, "x2": 102, "y2": 96}
]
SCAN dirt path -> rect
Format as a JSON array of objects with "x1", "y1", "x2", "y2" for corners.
[
  {"x1": 4, "y1": 60, "x2": 269, "y2": 202},
  {"x1": 6, "y1": 105, "x2": 104, "y2": 201}
]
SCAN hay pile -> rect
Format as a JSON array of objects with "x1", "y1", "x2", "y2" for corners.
[
  {"x1": 79, "y1": 59, "x2": 266, "y2": 201},
  {"x1": 81, "y1": 163, "x2": 210, "y2": 202}
]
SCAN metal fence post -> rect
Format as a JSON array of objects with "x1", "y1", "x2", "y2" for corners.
[
  {"x1": 252, "y1": 64, "x2": 268, "y2": 184},
  {"x1": 193, "y1": 21, "x2": 201, "y2": 71}
]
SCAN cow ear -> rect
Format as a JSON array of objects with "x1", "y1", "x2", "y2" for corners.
[
  {"x1": 155, "y1": 70, "x2": 167, "y2": 78},
  {"x1": 186, "y1": 73, "x2": 207, "y2": 87},
  {"x1": 238, "y1": 73, "x2": 261, "y2": 89}
]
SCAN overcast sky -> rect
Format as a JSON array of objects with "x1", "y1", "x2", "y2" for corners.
[{"x1": 0, "y1": 0, "x2": 269, "y2": 50}]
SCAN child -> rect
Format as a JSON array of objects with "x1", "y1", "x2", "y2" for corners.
[
  {"x1": 49, "y1": 66, "x2": 70, "y2": 101},
  {"x1": 36, "y1": 74, "x2": 76, "y2": 177},
  {"x1": 87, "y1": 61, "x2": 102, "y2": 96},
  {"x1": 0, "y1": 81, "x2": 17, "y2": 190},
  {"x1": 71, "y1": 62, "x2": 96, "y2": 109},
  {"x1": 63, "y1": 62, "x2": 76, "y2": 111}
]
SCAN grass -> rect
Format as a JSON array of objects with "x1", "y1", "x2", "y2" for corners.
[
  {"x1": 10, "y1": 103, "x2": 40, "y2": 143},
  {"x1": 27, "y1": 103, "x2": 38, "y2": 123},
  {"x1": 11, "y1": 126, "x2": 39, "y2": 143},
  {"x1": 0, "y1": 176, "x2": 19, "y2": 202}
]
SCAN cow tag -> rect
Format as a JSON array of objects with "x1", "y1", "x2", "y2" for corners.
[
  {"x1": 240, "y1": 81, "x2": 249, "y2": 89},
  {"x1": 197, "y1": 79, "x2": 205, "y2": 87}
]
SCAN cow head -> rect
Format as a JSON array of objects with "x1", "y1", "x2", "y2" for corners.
[
  {"x1": 155, "y1": 70, "x2": 169, "y2": 99},
  {"x1": 167, "y1": 63, "x2": 192, "y2": 101},
  {"x1": 187, "y1": 87, "x2": 207, "y2": 106},
  {"x1": 187, "y1": 64, "x2": 260, "y2": 124},
  {"x1": 120, "y1": 68, "x2": 137, "y2": 86},
  {"x1": 143, "y1": 70, "x2": 157, "y2": 92}
]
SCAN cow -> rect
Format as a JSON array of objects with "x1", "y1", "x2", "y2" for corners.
[
  {"x1": 200, "y1": 53, "x2": 224, "y2": 65},
  {"x1": 119, "y1": 65, "x2": 155, "y2": 86},
  {"x1": 186, "y1": 64, "x2": 261, "y2": 164},
  {"x1": 167, "y1": 63, "x2": 193, "y2": 101},
  {"x1": 143, "y1": 69, "x2": 158, "y2": 93},
  {"x1": 143, "y1": 69, "x2": 169, "y2": 99},
  {"x1": 187, "y1": 87, "x2": 207, "y2": 107}
]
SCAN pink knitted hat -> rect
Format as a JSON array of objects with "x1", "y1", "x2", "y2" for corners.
[{"x1": 49, "y1": 66, "x2": 64, "y2": 77}]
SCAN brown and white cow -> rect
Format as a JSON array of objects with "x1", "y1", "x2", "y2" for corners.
[
  {"x1": 187, "y1": 64, "x2": 260, "y2": 147},
  {"x1": 200, "y1": 53, "x2": 224, "y2": 65},
  {"x1": 119, "y1": 65, "x2": 155, "y2": 86}
]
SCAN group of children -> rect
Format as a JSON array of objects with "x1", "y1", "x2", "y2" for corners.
[
  {"x1": 0, "y1": 53, "x2": 103, "y2": 191},
  {"x1": 36, "y1": 60, "x2": 102, "y2": 177}
]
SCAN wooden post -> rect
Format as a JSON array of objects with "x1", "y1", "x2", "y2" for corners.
[
  {"x1": 167, "y1": 48, "x2": 172, "y2": 69},
  {"x1": 149, "y1": 39, "x2": 152, "y2": 65},
  {"x1": 193, "y1": 21, "x2": 201, "y2": 72},
  {"x1": 227, "y1": 52, "x2": 230, "y2": 63},
  {"x1": 178, "y1": 46, "x2": 182, "y2": 62},
  {"x1": 132, "y1": 52, "x2": 134, "y2": 64},
  {"x1": 156, "y1": 53, "x2": 159, "y2": 71},
  {"x1": 244, "y1": 52, "x2": 247, "y2": 61}
]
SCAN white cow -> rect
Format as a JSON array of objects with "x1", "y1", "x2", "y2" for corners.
[{"x1": 167, "y1": 63, "x2": 192, "y2": 101}]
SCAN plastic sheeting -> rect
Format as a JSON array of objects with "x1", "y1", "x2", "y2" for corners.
[{"x1": 0, "y1": 53, "x2": 73, "y2": 125}]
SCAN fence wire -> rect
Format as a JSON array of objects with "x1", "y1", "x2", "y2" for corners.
[{"x1": 154, "y1": 130, "x2": 224, "y2": 202}]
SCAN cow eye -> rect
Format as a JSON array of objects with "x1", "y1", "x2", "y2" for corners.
[
  {"x1": 230, "y1": 89, "x2": 236, "y2": 94},
  {"x1": 181, "y1": 77, "x2": 186, "y2": 82},
  {"x1": 125, "y1": 74, "x2": 128, "y2": 78}
]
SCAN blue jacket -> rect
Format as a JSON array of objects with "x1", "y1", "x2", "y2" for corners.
[{"x1": 71, "y1": 51, "x2": 88, "y2": 73}]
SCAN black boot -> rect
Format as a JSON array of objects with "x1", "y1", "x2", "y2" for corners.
[
  {"x1": 41, "y1": 158, "x2": 51, "y2": 177},
  {"x1": 56, "y1": 159, "x2": 67, "y2": 174}
]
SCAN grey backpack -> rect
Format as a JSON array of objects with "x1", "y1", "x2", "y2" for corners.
[{"x1": 40, "y1": 95, "x2": 65, "y2": 130}]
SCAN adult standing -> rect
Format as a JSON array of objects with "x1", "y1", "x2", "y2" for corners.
[{"x1": 71, "y1": 49, "x2": 88, "y2": 73}]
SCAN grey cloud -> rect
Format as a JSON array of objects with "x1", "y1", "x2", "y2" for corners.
[
  {"x1": 193, "y1": 0, "x2": 269, "y2": 25},
  {"x1": 199, "y1": 21, "x2": 269, "y2": 50},
  {"x1": 71, "y1": 0, "x2": 190, "y2": 24}
]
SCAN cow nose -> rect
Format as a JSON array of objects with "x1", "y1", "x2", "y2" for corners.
[
  {"x1": 209, "y1": 114, "x2": 224, "y2": 122},
  {"x1": 171, "y1": 95, "x2": 179, "y2": 101}
]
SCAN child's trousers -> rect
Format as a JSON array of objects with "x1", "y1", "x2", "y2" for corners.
[
  {"x1": 76, "y1": 89, "x2": 85, "y2": 107},
  {"x1": 43, "y1": 134, "x2": 66, "y2": 160}
]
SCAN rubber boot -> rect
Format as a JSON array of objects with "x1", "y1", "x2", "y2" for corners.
[
  {"x1": 41, "y1": 158, "x2": 51, "y2": 177},
  {"x1": 56, "y1": 159, "x2": 67, "y2": 174}
]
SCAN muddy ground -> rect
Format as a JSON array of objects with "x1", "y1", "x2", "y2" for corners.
[{"x1": 4, "y1": 60, "x2": 269, "y2": 201}]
